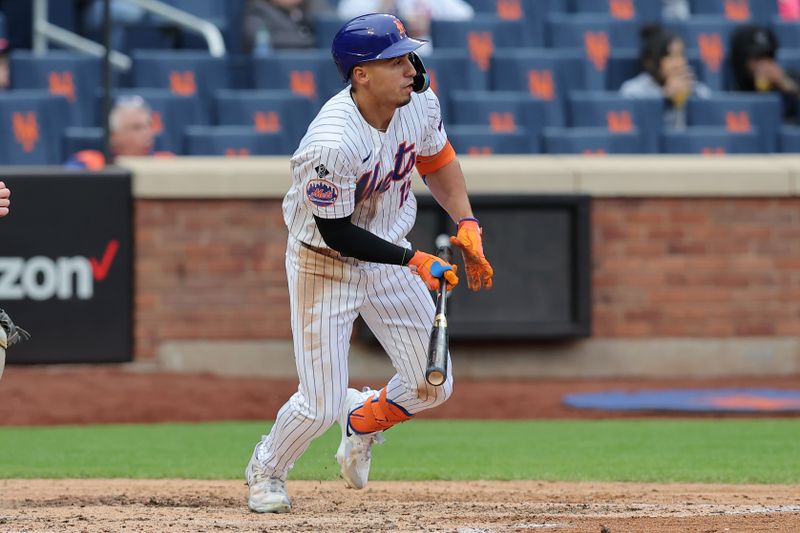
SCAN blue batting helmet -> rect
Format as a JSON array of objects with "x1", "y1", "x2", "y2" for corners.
[{"x1": 331, "y1": 13, "x2": 430, "y2": 92}]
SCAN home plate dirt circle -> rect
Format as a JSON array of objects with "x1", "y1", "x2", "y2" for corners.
[{"x1": 2, "y1": 479, "x2": 799, "y2": 532}]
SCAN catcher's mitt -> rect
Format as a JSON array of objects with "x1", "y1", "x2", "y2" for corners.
[{"x1": 0, "y1": 308, "x2": 30, "y2": 349}]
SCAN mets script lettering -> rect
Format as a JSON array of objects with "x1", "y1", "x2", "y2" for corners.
[{"x1": 355, "y1": 142, "x2": 416, "y2": 208}]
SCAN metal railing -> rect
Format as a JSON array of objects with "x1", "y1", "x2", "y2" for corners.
[{"x1": 32, "y1": 0, "x2": 226, "y2": 70}]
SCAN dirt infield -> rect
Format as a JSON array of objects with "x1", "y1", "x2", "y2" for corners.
[
  {"x1": 2, "y1": 479, "x2": 799, "y2": 533},
  {"x1": 1, "y1": 366, "x2": 799, "y2": 532}
]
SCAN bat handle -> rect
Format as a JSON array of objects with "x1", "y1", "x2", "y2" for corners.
[{"x1": 436, "y1": 243, "x2": 452, "y2": 265}]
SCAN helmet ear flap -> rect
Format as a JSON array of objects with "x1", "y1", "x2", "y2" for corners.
[{"x1": 409, "y1": 52, "x2": 430, "y2": 93}]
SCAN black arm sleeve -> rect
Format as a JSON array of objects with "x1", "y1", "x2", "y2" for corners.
[{"x1": 313, "y1": 215, "x2": 413, "y2": 265}]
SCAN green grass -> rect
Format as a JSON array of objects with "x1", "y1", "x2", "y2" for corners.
[{"x1": 0, "y1": 420, "x2": 798, "y2": 483}]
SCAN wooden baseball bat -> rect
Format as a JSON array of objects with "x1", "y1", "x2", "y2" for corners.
[{"x1": 425, "y1": 234, "x2": 452, "y2": 387}]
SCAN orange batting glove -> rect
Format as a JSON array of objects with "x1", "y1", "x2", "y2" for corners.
[
  {"x1": 450, "y1": 218, "x2": 493, "y2": 291},
  {"x1": 407, "y1": 250, "x2": 459, "y2": 292}
]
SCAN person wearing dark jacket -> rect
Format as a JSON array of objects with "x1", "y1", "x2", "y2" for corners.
[
  {"x1": 242, "y1": 0, "x2": 333, "y2": 53},
  {"x1": 730, "y1": 24, "x2": 800, "y2": 123}
]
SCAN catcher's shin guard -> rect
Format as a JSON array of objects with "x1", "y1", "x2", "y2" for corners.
[{"x1": 348, "y1": 388, "x2": 413, "y2": 434}]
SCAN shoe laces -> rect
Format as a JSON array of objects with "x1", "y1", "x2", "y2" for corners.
[
  {"x1": 265, "y1": 477, "x2": 286, "y2": 494},
  {"x1": 251, "y1": 470, "x2": 286, "y2": 494},
  {"x1": 249, "y1": 459, "x2": 278, "y2": 487}
]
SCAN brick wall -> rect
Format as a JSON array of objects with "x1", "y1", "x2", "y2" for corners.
[
  {"x1": 593, "y1": 198, "x2": 800, "y2": 337},
  {"x1": 134, "y1": 197, "x2": 800, "y2": 360},
  {"x1": 135, "y1": 200, "x2": 291, "y2": 360}
]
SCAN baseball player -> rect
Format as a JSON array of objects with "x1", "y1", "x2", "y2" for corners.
[{"x1": 245, "y1": 13, "x2": 494, "y2": 513}]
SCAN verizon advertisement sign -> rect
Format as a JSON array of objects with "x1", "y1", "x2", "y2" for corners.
[{"x1": 0, "y1": 171, "x2": 132, "y2": 363}]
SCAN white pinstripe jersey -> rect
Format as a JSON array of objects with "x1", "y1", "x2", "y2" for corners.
[{"x1": 282, "y1": 86, "x2": 448, "y2": 250}]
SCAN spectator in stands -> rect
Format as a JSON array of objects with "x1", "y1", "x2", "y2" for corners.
[
  {"x1": 0, "y1": 37, "x2": 10, "y2": 91},
  {"x1": 242, "y1": 0, "x2": 334, "y2": 54},
  {"x1": 730, "y1": 25, "x2": 800, "y2": 123},
  {"x1": 662, "y1": 0, "x2": 690, "y2": 21},
  {"x1": 337, "y1": 0, "x2": 474, "y2": 54},
  {"x1": 620, "y1": 24, "x2": 711, "y2": 128},
  {"x1": 64, "y1": 95, "x2": 170, "y2": 169}
]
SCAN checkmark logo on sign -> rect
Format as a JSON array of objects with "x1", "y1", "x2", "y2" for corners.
[{"x1": 90, "y1": 240, "x2": 120, "y2": 281}]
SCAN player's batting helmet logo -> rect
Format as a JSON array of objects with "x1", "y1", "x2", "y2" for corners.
[{"x1": 306, "y1": 179, "x2": 339, "y2": 207}]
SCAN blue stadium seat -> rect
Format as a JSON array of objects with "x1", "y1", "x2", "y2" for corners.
[
  {"x1": 156, "y1": 0, "x2": 236, "y2": 50},
  {"x1": 446, "y1": 125, "x2": 533, "y2": 155},
  {"x1": 252, "y1": 50, "x2": 344, "y2": 106},
  {"x1": 781, "y1": 126, "x2": 800, "y2": 153},
  {"x1": 542, "y1": 127, "x2": 644, "y2": 154},
  {"x1": 490, "y1": 49, "x2": 584, "y2": 126},
  {"x1": 778, "y1": 49, "x2": 800, "y2": 72},
  {"x1": 313, "y1": 13, "x2": 343, "y2": 49},
  {"x1": 572, "y1": 0, "x2": 661, "y2": 22},
  {"x1": 666, "y1": 17, "x2": 735, "y2": 91},
  {"x1": 568, "y1": 92, "x2": 663, "y2": 152},
  {"x1": 690, "y1": 0, "x2": 777, "y2": 24},
  {"x1": 117, "y1": 23, "x2": 177, "y2": 54},
  {"x1": 449, "y1": 90, "x2": 549, "y2": 152},
  {"x1": 47, "y1": 0, "x2": 77, "y2": 34},
  {"x1": 547, "y1": 15, "x2": 640, "y2": 90},
  {"x1": 225, "y1": 0, "x2": 248, "y2": 54},
  {"x1": 214, "y1": 90, "x2": 315, "y2": 149},
  {"x1": 606, "y1": 48, "x2": 641, "y2": 90},
  {"x1": 773, "y1": 19, "x2": 800, "y2": 50},
  {"x1": 547, "y1": 14, "x2": 640, "y2": 48},
  {"x1": 184, "y1": 126, "x2": 287, "y2": 156},
  {"x1": 0, "y1": 91, "x2": 70, "y2": 164},
  {"x1": 10, "y1": 51, "x2": 102, "y2": 127},
  {"x1": 687, "y1": 93, "x2": 782, "y2": 152},
  {"x1": 111, "y1": 89, "x2": 206, "y2": 155},
  {"x1": 464, "y1": 0, "x2": 568, "y2": 46},
  {"x1": 661, "y1": 127, "x2": 763, "y2": 153},
  {"x1": 132, "y1": 51, "x2": 229, "y2": 122},
  {"x1": 94, "y1": 0, "x2": 243, "y2": 53},
  {"x1": 160, "y1": 0, "x2": 228, "y2": 27},
  {"x1": 424, "y1": 49, "x2": 489, "y2": 116},
  {"x1": 430, "y1": 16, "x2": 532, "y2": 74},
  {"x1": 63, "y1": 127, "x2": 103, "y2": 161}
]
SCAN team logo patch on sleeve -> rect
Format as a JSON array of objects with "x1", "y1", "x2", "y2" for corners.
[{"x1": 306, "y1": 179, "x2": 339, "y2": 207}]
